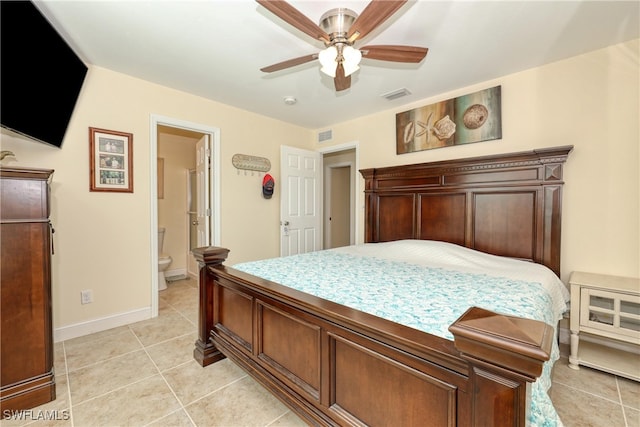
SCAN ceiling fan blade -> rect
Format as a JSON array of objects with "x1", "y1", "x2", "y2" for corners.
[
  {"x1": 256, "y1": 0, "x2": 330, "y2": 43},
  {"x1": 260, "y1": 53, "x2": 318, "y2": 73},
  {"x1": 360, "y1": 45, "x2": 428, "y2": 63},
  {"x1": 347, "y1": 0, "x2": 406, "y2": 41},
  {"x1": 334, "y1": 63, "x2": 351, "y2": 92}
]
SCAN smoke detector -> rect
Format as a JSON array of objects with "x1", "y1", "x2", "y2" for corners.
[{"x1": 283, "y1": 96, "x2": 297, "y2": 105}]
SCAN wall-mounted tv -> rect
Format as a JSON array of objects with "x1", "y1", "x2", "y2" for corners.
[{"x1": 1, "y1": 1, "x2": 88, "y2": 148}]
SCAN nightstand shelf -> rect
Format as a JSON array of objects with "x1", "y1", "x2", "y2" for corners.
[{"x1": 569, "y1": 271, "x2": 640, "y2": 381}]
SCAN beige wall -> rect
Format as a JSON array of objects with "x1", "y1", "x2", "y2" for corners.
[
  {"x1": 0, "y1": 66, "x2": 312, "y2": 335},
  {"x1": 0, "y1": 39, "x2": 637, "y2": 337},
  {"x1": 315, "y1": 39, "x2": 640, "y2": 282}
]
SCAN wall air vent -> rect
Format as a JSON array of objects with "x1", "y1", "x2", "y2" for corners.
[
  {"x1": 381, "y1": 88, "x2": 411, "y2": 101},
  {"x1": 318, "y1": 129, "x2": 333, "y2": 143}
]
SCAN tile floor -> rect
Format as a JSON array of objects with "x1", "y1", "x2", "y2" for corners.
[{"x1": 2, "y1": 278, "x2": 638, "y2": 427}]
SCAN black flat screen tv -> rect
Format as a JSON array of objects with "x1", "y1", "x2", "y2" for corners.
[{"x1": 1, "y1": 1, "x2": 88, "y2": 148}]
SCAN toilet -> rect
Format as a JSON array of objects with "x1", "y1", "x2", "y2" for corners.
[{"x1": 158, "y1": 227, "x2": 172, "y2": 291}]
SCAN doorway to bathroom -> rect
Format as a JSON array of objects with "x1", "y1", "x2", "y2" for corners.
[{"x1": 150, "y1": 115, "x2": 220, "y2": 318}]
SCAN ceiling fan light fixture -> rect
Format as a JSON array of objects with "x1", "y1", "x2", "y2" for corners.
[
  {"x1": 342, "y1": 45, "x2": 362, "y2": 77},
  {"x1": 319, "y1": 45, "x2": 338, "y2": 77}
]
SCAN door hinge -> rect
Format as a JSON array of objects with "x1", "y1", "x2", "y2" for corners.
[{"x1": 206, "y1": 208, "x2": 211, "y2": 216}]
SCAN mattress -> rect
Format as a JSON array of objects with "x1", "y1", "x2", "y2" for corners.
[{"x1": 234, "y1": 240, "x2": 570, "y2": 426}]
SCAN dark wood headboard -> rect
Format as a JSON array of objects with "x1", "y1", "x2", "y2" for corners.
[{"x1": 360, "y1": 145, "x2": 573, "y2": 277}]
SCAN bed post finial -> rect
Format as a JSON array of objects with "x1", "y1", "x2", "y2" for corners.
[
  {"x1": 192, "y1": 246, "x2": 230, "y2": 367},
  {"x1": 449, "y1": 306, "x2": 554, "y2": 425}
]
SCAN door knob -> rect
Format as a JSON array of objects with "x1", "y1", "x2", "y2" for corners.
[{"x1": 192, "y1": 220, "x2": 199, "y2": 225}]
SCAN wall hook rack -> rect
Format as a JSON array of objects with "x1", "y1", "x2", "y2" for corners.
[{"x1": 232, "y1": 154, "x2": 271, "y2": 173}]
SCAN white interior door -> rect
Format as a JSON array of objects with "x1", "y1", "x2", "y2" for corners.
[
  {"x1": 328, "y1": 165, "x2": 351, "y2": 249},
  {"x1": 280, "y1": 146, "x2": 322, "y2": 257},
  {"x1": 187, "y1": 169, "x2": 199, "y2": 277},
  {"x1": 196, "y1": 135, "x2": 211, "y2": 247}
]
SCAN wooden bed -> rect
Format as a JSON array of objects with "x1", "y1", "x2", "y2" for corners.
[{"x1": 193, "y1": 145, "x2": 573, "y2": 426}]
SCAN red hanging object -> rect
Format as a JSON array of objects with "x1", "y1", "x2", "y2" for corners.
[{"x1": 262, "y1": 174, "x2": 274, "y2": 199}]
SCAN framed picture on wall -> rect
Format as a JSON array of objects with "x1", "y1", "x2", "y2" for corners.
[{"x1": 89, "y1": 127, "x2": 133, "y2": 193}]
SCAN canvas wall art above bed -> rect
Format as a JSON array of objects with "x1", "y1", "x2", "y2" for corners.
[
  {"x1": 192, "y1": 146, "x2": 573, "y2": 426},
  {"x1": 396, "y1": 85, "x2": 502, "y2": 154}
]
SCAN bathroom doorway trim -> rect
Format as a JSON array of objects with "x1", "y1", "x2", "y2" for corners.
[{"x1": 150, "y1": 114, "x2": 221, "y2": 318}]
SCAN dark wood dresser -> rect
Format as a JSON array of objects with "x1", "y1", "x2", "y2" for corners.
[{"x1": 0, "y1": 166, "x2": 56, "y2": 415}]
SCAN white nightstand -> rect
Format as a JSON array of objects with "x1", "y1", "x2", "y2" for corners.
[{"x1": 568, "y1": 271, "x2": 640, "y2": 381}]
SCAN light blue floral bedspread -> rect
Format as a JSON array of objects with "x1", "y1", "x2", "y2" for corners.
[{"x1": 234, "y1": 243, "x2": 566, "y2": 426}]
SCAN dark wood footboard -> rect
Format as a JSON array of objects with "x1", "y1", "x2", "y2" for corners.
[{"x1": 193, "y1": 247, "x2": 553, "y2": 427}]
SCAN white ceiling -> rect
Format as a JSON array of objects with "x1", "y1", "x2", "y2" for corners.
[{"x1": 37, "y1": 0, "x2": 639, "y2": 130}]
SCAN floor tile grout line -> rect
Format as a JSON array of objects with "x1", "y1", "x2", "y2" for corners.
[
  {"x1": 159, "y1": 358, "x2": 197, "y2": 373},
  {"x1": 265, "y1": 409, "x2": 296, "y2": 427},
  {"x1": 141, "y1": 408, "x2": 193, "y2": 427},
  {"x1": 141, "y1": 331, "x2": 196, "y2": 349},
  {"x1": 131, "y1": 323, "x2": 198, "y2": 427},
  {"x1": 67, "y1": 371, "x2": 160, "y2": 409},
  {"x1": 62, "y1": 327, "x2": 134, "y2": 350},
  {"x1": 551, "y1": 379, "x2": 628, "y2": 406},
  {"x1": 65, "y1": 345, "x2": 147, "y2": 375},
  {"x1": 164, "y1": 302, "x2": 196, "y2": 328},
  {"x1": 615, "y1": 377, "x2": 630, "y2": 427},
  {"x1": 159, "y1": 297, "x2": 197, "y2": 328},
  {"x1": 21, "y1": 343, "x2": 75, "y2": 427},
  {"x1": 183, "y1": 374, "x2": 249, "y2": 408},
  {"x1": 62, "y1": 342, "x2": 75, "y2": 427}
]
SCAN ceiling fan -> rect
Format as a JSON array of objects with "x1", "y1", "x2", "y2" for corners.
[{"x1": 256, "y1": 0, "x2": 428, "y2": 91}]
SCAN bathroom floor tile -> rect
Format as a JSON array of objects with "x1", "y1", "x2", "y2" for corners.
[
  {"x1": 158, "y1": 296, "x2": 171, "y2": 310},
  {"x1": 164, "y1": 282, "x2": 197, "y2": 298}
]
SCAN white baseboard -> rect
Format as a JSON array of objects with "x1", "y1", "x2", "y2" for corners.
[
  {"x1": 53, "y1": 307, "x2": 152, "y2": 343},
  {"x1": 166, "y1": 267, "x2": 187, "y2": 279}
]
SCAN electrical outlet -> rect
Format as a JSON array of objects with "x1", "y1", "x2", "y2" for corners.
[{"x1": 81, "y1": 289, "x2": 93, "y2": 304}]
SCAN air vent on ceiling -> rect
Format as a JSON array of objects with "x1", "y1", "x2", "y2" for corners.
[
  {"x1": 381, "y1": 88, "x2": 411, "y2": 101},
  {"x1": 318, "y1": 129, "x2": 333, "y2": 143}
]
